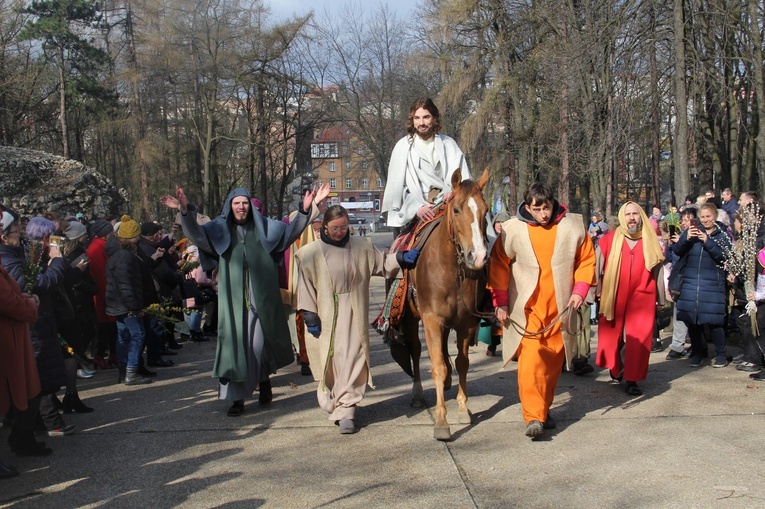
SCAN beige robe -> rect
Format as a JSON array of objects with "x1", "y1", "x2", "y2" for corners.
[{"x1": 296, "y1": 237, "x2": 397, "y2": 420}]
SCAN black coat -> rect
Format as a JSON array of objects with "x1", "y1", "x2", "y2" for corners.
[
  {"x1": 0, "y1": 243, "x2": 67, "y2": 394},
  {"x1": 672, "y1": 227, "x2": 731, "y2": 326},
  {"x1": 104, "y1": 236, "x2": 143, "y2": 317}
]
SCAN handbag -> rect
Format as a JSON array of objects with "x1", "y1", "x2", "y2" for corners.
[
  {"x1": 668, "y1": 255, "x2": 687, "y2": 296},
  {"x1": 195, "y1": 286, "x2": 216, "y2": 306},
  {"x1": 181, "y1": 277, "x2": 200, "y2": 299}
]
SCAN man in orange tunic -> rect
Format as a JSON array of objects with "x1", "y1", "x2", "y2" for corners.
[
  {"x1": 596, "y1": 202, "x2": 664, "y2": 396},
  {"x1": 489, "y1": 183, "x2": 596, "y2": 440}
]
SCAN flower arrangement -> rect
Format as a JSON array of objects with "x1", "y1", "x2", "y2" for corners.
[
  {"x1": 143, "y1": 301, "x2": 189, "y2": 328},
  {"x1": 717, "y1": 203, "x2": 762, "y2": 334},
  {"x1": 178, "y1": 259, "x2": 200, "y2": 275},
  {"x1": 22, "y1": 240, "x2": 45, "y2": 294},
  {"x1": 59, "y1": 335, "x2": 88, "y2": 365}
]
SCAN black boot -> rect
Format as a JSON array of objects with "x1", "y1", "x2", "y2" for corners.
[
  {"x1": 124, "y1": 368, "x2": 153, "y2": 386},
  {"x1": 117, "y1": 367, "x2": 126, "y2": 384},
  {"x1": 258, "y1": 378, "x2": 272, "y2": 406},
  {"x1": 0, "y1": 459, "x2": 18, "y2": 479},
  {"x1": 7, "y1": 433, "x2": 52, "y2": 457},
  {"x1": 62, "y1": 392, "x2": 94, "y2": 414}
]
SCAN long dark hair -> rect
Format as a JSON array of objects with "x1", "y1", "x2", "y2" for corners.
[{"x1": 405, "y1": 97, "x2": 441, "y2": 137}]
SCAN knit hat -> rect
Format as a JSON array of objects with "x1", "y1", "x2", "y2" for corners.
[
  {"x1": 91, "y1": 220, "x2": 113, "y2": 238},
  {"x1": 141, "y1": 222, "x2": 162, "y2": 237},
  {"x1": 64, "y1": 221, "x2": 87, "y2": 240},
  {"x1": 0, "y1": 210, "x2": 16, "y2": 233},
  {"x1": 117, "y1": 215, "x2": 141, "y2": 239}
]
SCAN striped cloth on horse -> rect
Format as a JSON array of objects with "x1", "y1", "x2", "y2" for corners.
[{"x1": 372, "y1": 206, "x2": 446, "y2": 342}]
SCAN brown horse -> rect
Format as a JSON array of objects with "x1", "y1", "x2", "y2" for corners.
[{"x1": 397, "y1": 168, "x2": 490, "y2": 441}]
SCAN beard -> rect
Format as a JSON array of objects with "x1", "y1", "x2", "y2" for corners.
[{"x1": 627, "y1": 221, "x2": 641, "y2": 235}]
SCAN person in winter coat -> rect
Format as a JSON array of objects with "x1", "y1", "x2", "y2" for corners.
[
  {"x1": 104, "y1": 215, "x2": 152, "y2": 385},
  {"x1": 181, "y1": 244, "x2": 215, "y2": 342},
  {"x1": 672, "y1": 202, "x2": 732, "y2": 368},
  {"x1": 2, "y1": 216, "x2": 74, "y2": 438},
  {"x1": 86, "y1": 220, "x2": 118, "y2": 369},
  {"x1": 56, "y1": 220, "x2": 96, "y2": 413},
  {"x1": 0, "y1": 208, "x2": 47, "y2": 465}
]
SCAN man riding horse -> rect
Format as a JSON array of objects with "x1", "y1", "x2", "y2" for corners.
[{"x1": 382, "y1": 97, "x2": 470, "y2": 229}]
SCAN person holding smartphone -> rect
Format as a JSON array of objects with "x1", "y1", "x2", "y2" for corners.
[{"x1": 672, "y1": 203, "x2": 731, "y2": 368}]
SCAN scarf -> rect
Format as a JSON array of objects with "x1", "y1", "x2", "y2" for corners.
[
  {"x1": 600, "y1": 201, "x2": 664, "y2": 321},
  {"x1": 320, "y1": 227, "x2": 350, "y2": 247}
]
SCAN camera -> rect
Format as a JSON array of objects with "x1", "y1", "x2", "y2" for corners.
[{"x1": 49, "y1": 235, "x2": 64, "y2": 247}]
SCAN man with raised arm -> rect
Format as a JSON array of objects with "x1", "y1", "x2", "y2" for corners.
[{"x1": 161, "y1": 185, "x2": 328, "y2": 416}]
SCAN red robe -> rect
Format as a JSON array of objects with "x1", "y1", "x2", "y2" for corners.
[{"x1": 596, "y1": 231, "x2": 656, "y2": 382}]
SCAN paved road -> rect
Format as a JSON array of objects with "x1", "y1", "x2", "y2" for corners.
[{"x1": 2, "y1": 274, "x2": 764, "y2": 508}]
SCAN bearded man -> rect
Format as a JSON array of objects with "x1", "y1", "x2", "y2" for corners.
[
  {"x1": 161, "y1": 185, "x2": 328, "y2": 416},
  {"x1": 382, "y1": 97, "x2": 469, "y2": 228},
  {"x1": 596, "y1": 202, "x2": 665, "y2": 396}
]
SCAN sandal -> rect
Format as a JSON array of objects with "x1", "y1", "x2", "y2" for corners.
[
  {"x1": 227, "y1": 401, "x2": 245, "y2": 416},
  {"x1": 624, "y1": 381, "x2": 643, "y2": 396}
]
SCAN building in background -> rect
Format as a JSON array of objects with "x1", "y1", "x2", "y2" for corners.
[{"x1": 310, "y1": 125, "x2": 383, "y2": 217}]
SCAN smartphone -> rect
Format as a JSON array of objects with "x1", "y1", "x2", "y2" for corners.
[
  {"x1": 668, "y1": 224, "x2": 677, "y2": 235},
  {"x1": 49, "y1": 235, "x2": 64, "y2": 247},
  {"x1": 70, "y1": 253, "x2": 89, "y2": 268},
  {"x1": 690, "y1": 218, "x2": 701, "y2": 229}
]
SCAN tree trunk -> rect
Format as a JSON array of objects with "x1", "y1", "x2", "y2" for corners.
[
  {"x1": 673, "y1": 0, "x2": 690, "y2": 204},
  {"x1": 750, "y1": 0, "x2": 765, "y2": 197},
  {"x1": 650, "y1": 4, "x2": 661, "y2": 208},
  {"x1": 58, "y1": 47, "x2": 68, "y2": 159}
]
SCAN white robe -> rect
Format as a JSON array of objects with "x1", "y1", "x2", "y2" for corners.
[{"x1": 382, "y1": 133, "x2": 470, "y2": 227}]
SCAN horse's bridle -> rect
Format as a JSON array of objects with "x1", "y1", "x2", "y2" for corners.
[{"x1": 444, "y1": 196, "x2": 496, "y2": 324}]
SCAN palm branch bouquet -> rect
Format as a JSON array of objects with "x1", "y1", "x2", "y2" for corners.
[
  {"x1": 22, "y1": 239, "x2": 45, "y2": 294},
  {"x1": 716, "y1": 203, "x2": 762, "y2": 335}
]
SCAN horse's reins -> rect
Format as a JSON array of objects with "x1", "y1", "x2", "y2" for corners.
[{"x1": 500, "y1": 304, "x2": 583, "y2": 369}]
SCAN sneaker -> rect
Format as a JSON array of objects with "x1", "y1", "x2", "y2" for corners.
[
  {"x1": 338, "y1": 419, "x2": 358, "y2": 434},
  {"x1": 651, "y1": 339, "x2": 665, "y2": 352},
  {"x1": 573, "y1": 362, "x2": 594, "y2": 376},
  {"x1": 681, "y1": 347, "x2": 692, "y2": 358},
  {"x1": 525, "y1": 420, "x2": 543, "y2": 439},
  {"x1": 749, "y1": 371, "x2": 765, "y2": 381},
  {"x1": 47, "y1": 424, "x2": 77, "y2": 437},
  {"x1": 731, "y1": 353, "x2": 745, "y2": 365},
  {"x1": 712, "y1": 356, "x2": 728, "y2": 368},
  {"x1": 76, "y1": 369, "x2": 94, "y2": 379},
  {"x1": 666, "y1": 349, "x2": 683, "y2": 360},
  {"x1": 689, "y1": 356, "x2": 703, "y2": 368},
  {"x1": 736, "y1": 363, "x2": 762, "y2": 372}
]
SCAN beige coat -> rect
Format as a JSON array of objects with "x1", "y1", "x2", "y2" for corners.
[
  {"x1": 296, "y1": 237, "x2": 394, "y2": 386},
  {"x1": 499, "y1": 213, "x2": 587, "y2": 368}
]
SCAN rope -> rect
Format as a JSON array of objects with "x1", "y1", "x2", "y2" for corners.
[{"x1": 500, "y1": 304, "x2": 583, "y2": 370}]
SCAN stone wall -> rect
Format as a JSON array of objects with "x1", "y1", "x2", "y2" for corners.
[{"x1": 0, "y1": 146, "x2": 127, "y2": 219}]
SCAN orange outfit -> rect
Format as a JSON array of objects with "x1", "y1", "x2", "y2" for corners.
[{"x1": 490, "y1": 209, "x2": 595, "y2": 424}]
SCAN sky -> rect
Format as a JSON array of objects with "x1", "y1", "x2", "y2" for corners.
[{"x1": 265, "y1": 0, "x2": 416, "y2": 23}]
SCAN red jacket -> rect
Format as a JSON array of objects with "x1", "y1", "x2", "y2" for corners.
[
  {"x1": 0, "y1": 265, "x2": 40, "y2": 413},
  {"x1": 86, "y1": 236, "x2": 115, "y2": 323}
]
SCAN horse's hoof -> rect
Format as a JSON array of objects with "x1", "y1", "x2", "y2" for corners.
[
  {"x1": 411, "y1": 398, "x2": 425, "y2": 408},
  {"x1": 433, "y1": 425, "x2": 452, "y2": 441},
  {"x1": 457, "y1": 410, "x2": 472, "y2": 424}
]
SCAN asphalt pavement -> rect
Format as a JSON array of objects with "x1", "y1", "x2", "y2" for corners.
[{"x1": 1, "y1": 233, "x2": 764, "y2": 508}]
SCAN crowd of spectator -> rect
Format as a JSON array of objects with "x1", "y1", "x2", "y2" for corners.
[{"x1": 0, "y1": 205, "x2": 218, "y2": 478}]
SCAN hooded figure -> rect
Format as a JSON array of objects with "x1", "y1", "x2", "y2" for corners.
[{"x1": 178, "y1": 187, "x2": 321, "y2": 413}]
